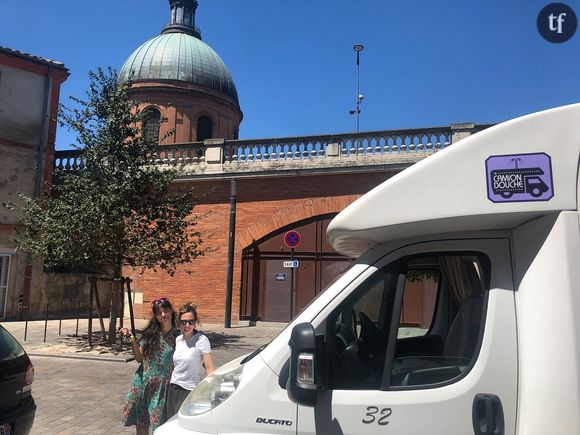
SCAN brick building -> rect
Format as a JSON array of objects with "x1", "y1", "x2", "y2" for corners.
[
  {"x1": 0, "y1": 46, "x2": 69, "y2": 319},
  {"x1": 105, "y1": 0, "x2": 487, "y2": 325},
  {"x1": 111, "y1": 0, "x2": 371, "y2": 323},
  {"x1": 54, "y1": 0, "x2": 487, "y2": 325}
]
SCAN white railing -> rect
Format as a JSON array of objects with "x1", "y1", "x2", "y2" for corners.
[{"x1": 54, "y1": 124, "x2": 491, "y2": 175}]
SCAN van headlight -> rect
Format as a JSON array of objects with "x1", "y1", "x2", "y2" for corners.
[{"x1": 180, "y1": 365, "x2": 243, "y2": 416}]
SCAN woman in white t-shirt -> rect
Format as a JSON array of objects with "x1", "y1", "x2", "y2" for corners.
[{"x1": 166, "y1": 302, "x2": 215, "y2": 417}]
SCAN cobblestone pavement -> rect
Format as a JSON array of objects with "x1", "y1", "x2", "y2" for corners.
[
  {"x1": 30, "y1": 356, "x2": 135, "y2": 435},
  {"x1": 2, "y1": 319, "x2": 286, "y2": 434}
]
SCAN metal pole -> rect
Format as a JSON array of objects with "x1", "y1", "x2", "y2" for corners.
[
  {"x1": 352, "y1": 44, "x2": 364, "y2": 134},
  {"x1": 58, "y1": 296, "x2": 63, "y2": 336},
  {"x1": 43, "y1": 302, "x2": 48, "y2": 343},
  {"x1": 290, "y1": 248, "x2": 295, "y2": 320},
  {"x1": 224, "y1": 178, "x2": 237, "y2": 328},
  {"x1": 356, "y1": 50, "x2": 360, "y2": 133},
  {"x1": 75, "y1": 299, "x2": 80, "y2": 337},
  {"x1": 24, "y1": 306, "x2": 29, "y2": 342},
  {"x1": 88, "y1": 279, "x2": 94, "y2": 346}
]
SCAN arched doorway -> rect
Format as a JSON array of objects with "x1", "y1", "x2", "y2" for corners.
[{"x1": 239, "y1": 214, "x2": 351, "y2": 322}]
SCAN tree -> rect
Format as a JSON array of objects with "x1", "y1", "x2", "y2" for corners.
[{"x1": 6, "y1": 67, "x2": 207, "y2": 343}]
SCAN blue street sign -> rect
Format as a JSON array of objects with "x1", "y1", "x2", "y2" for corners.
[{"x1": 283, "y1": 260, "x2": 299, "y2": 268}]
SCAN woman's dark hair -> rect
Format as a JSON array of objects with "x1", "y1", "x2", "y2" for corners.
[{"x1": 141, "y1": 298, "x2": 176, "y2": 357}]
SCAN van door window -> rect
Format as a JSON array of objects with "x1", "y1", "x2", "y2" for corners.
[
  {"x1": 327, "y1": 263, "x2": 398, "y2": 390},
  {"x1": 399, "y1": 268, "x2": 440, "y2": 338},
  {"x1": 326, "y1": 253, "x2": 488, "y2": 391}
]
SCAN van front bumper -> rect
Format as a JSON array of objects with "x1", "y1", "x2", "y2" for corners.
[{"x1": 154, "y1": 415, "x2": 214, "y2": 435}]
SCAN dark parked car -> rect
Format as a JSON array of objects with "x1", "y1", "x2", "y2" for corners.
[{"x1": 0, "y1": 325, "x2": 35, "y2": 435}]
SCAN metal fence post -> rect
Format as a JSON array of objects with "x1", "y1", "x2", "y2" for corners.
[
  {"x1": 75, "y1": 299, "x2": 81, "y2": 337},
  {"x1": 24, "y1": 306, "x2": 29, "y2": 342},
  {"x1": 58, "y1": 296, "x2": 63, "y2": 336},
  {"x1": 88, "y1": 280, "x2": 94, "y2": 346},
  {"x1": 43, "y1": 302, "x2": 49, "y2": 343}
]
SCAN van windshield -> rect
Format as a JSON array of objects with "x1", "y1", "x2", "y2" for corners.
[
  {"x1": 240, "y1": 260, "x2": 356, "y2": 364},
  {"x1": 292, "y1": 260, "x2": 356, "y2": 319}
]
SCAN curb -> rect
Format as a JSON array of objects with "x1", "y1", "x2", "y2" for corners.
[{"x1": 28, "y1": 352, "x2": 135, "y2": 363}]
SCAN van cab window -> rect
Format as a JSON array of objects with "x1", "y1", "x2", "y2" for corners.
[{"x1": 326, "y1": 253, "x2": 488, "y2": 391}]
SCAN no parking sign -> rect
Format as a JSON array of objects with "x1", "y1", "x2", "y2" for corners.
[{"x1": 283, "y1": 230, "x2": 301, "y2": 249}]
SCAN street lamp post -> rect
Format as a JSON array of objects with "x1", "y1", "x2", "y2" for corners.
[{"x1": 349, "y1": 44, "x2": 364, "y2": 132}]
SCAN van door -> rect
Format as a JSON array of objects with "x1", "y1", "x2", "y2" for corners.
[{"x1": 297, "y1": 239, "x2": 516, "y2": 435}]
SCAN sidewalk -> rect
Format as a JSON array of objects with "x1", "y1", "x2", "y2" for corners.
[{"x1": 1, "y1": 318, "x2": 287, "y2": 366}]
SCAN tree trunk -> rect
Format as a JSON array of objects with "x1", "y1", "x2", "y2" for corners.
[{"x1": 107, "y1": 263, "x2": 122, "y2": 345}]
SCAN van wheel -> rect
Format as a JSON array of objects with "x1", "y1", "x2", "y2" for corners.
[
  {"x1": 530, "y1": 187, "x2": 542, "y2": 197},
  {"x1": 500, "y1": 192, "x2": 513, "y2": 199}
]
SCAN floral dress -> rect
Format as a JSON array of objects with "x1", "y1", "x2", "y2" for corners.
[{"x1": 122, "y1": 328, "x2": 179, "y2": 433}]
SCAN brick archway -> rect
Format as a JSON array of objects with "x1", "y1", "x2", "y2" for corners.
[{"x1": 236, "y1": 194, "x2": 359, "y2": 250}]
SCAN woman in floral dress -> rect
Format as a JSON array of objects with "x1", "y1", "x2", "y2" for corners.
[{"x1": 120, "y1": 297, "x2": 179, "y2": 434}]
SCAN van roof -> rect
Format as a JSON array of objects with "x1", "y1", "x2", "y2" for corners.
[{"x1": 328, "y1": 103, "x2": 580, "y2": 257}]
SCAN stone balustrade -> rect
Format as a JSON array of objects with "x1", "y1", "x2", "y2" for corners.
[{"x1": 53, "y1": 123, "x2": 492, "y2": 179}]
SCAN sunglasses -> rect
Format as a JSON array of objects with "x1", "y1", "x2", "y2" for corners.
[
  {"x1": 180, "y1": 319, "x2": 196, "y2": 326},
  {"x1": 151, "y1": 297, "x2": 169, "y2": 307}
]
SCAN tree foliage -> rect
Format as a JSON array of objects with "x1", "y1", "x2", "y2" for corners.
[{"x1": 7, "y1": 67, "x2": 207, "y2": 277}]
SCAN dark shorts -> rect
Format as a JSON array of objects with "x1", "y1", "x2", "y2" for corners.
[{"x1": 166, "y1": 383, "x2": 192, "y2": 419}]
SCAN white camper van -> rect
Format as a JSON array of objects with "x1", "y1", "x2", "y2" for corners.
[{"x1": 155, "y1": 103, "x2": 580, "y2": 435}]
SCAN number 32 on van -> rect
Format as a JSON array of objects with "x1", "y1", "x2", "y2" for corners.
[{"x1": 362, "y1": 406, "x2": 392, "y2": 425}]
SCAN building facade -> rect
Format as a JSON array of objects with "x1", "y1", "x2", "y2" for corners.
[
  {"x1": 52, "y1": 0, "x2": 489, "y2": 325},
  {"x1": 0, "y1": 46, "x2": 69, "y2": 319}
]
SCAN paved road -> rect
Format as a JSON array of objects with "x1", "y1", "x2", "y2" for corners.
[
  {"x1": 30, "y1": 356, "x2": 135, "y2": 435},
  {"x1": 15, "y1": 320, "x2": 286, "y2": 434}
]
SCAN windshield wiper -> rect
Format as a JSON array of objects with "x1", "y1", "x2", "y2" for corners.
[{"x1": 240, "y1": 342, "x2": 269, "y2": 364}]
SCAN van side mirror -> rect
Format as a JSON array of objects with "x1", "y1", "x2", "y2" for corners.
[{"x1": 287, "y1": 322, "x2": 318, "y2": 407}]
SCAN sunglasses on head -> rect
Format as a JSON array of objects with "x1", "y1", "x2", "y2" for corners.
[
  {"x1": 180, "y1": 319, "x2": 196, "y2": 326},
  {"x1": 151, "y1": 297, "x2": 169, "y2": 307}
]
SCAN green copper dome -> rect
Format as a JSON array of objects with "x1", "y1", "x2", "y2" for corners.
[{"x1": 119, "y1": 32, "x2": 239, "y2": 104}]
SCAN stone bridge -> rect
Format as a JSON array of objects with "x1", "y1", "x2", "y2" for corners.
[{"x1": 53, "y1": 122, "x2": 492, "y2": 323}]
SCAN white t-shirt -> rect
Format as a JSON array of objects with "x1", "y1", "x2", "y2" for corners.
[{"x1": 170, "y1": 332, "x2": 212, "y2": 390}]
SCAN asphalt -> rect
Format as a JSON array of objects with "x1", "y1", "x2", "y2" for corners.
[
  {"x1": 0, "y1": 318, "x2": 287, "y2": 434},
  {"x1": 1, "y1": 318, "x2": 287, "y2": 366}
]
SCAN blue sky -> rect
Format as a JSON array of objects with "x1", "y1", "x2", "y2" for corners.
[{"x1": 2, "y1": 0, "x2": 579, "y2": 150}]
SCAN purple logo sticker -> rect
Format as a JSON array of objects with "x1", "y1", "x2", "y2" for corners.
[{"x1": 486, "y1": 153, "x2": 554, "y2": 203}]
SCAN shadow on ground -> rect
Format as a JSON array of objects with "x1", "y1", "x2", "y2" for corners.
[
  {"x1": 51, "y1": 333, "x2": 134, "y2": 355},
  {"x1": 52, "y1": 330, "x2": 255, "y2": 355},
  {"x1": 204, "y1": 332, "x2": 252, "y2": 350}
]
